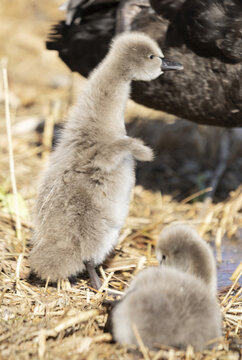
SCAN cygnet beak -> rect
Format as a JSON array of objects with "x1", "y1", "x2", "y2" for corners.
[{"x1": 161, "y1": 58, "x2": 183, "y2": 71}]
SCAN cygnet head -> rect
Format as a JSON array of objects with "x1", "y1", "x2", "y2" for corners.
[
  {"x1": 156, "y1": 224, "x2": 217, "y2": 296},
  {"x1": 110, "y1": 32, "x2": 183, "y2": 81}
]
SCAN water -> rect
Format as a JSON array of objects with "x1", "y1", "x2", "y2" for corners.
[{"x1": 214, "y1": 237, "x2": 242, "y2": 289}]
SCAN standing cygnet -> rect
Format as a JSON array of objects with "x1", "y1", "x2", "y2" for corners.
[
  {"x1": 29, "y1": 32, "x2": 182, "y2": 288},
  {"x1": 156, "y1": 224, "x2": 217, "y2": 296},
  {"x1": 110, "y1": 267, "x2": 222, "y2": 351}
]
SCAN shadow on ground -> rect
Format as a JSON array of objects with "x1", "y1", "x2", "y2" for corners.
[{"x1": 127, "y1": 117, "x2": 242, "y2": 201}]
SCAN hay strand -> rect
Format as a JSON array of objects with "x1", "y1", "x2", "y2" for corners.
[{"x1": 2, "y1": 59, "x2": 22, "y2": 242}]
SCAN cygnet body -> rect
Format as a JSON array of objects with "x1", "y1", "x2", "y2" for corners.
[
  {"x1": 29, "y1": 32, "x2": 178, "y2": 287},
  {"x1": 156, "y1": 224, "x2": 217, "y2": 296},
  {"x1": 110, "y1": 225, "x2": 221, "y2": 350}
]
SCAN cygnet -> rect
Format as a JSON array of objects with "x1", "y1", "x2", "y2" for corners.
[
  {"x1": 156, "y1": 224, "x2": 217, "y2": 296},
  {"x1": 29, "y1": 32, "x2": 182, "y2": 289},
  {"x1": 109, "y1": 225, "x2": 221, "y2": 350},
  {"x1": 110, "y1": 267, "x2": 222, "y2": 350}
]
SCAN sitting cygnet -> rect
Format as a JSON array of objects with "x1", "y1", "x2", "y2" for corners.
[
  {"x1": 156, "y1": 224, "x2": 217, "y2": 296},
  {"x1": 110, "y1": 225, "x2": 221, "y2": 350},
  {"x1": 29, "y1": 32, "x2": 182, "y2": 289}
]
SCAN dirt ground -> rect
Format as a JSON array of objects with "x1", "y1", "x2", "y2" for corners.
[{"x1": 0, "y1": 1, "x2": 241, "y2": 359}]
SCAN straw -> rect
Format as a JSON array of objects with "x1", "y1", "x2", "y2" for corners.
[{"x1": 2, "y1": 59, "x2": 22, "y2": 242}]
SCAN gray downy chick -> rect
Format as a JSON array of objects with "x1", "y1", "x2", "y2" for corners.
[
  {"x1": 29, "y1": 32, "x2": 177, "y2": 288},
  {"x1": 156, "y1": 224, "x2": 217, "y2": 296},
  {"x1": 110, "y1": 267, "x2": 222, "y2": 350}
]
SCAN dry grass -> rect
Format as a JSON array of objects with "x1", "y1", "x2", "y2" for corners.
[
  {"x1": 0, "y1": 1, "x2": 241, "y2": 359},
  {"x1": 0, "y1": 186, "x2": 241, "y2": 359}
]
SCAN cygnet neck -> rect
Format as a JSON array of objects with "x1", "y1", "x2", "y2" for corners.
[{"x1": 86, "y1": 54, "x2": 131, "y2": 137}]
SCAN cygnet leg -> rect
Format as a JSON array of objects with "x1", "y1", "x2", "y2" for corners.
[
  {"x1": 68, "y1": 275, "x2": 78, "y2": 285},
  {"x1": 84, "y1": 260, "x2": 102, "y2": 290}
]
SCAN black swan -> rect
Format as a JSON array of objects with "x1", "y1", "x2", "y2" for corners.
[{"x1": 46, "y1": 0, "x2": 242, "y2": 128}]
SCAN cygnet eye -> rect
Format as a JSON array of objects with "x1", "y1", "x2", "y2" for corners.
[
  {"x1": 162, "y1": 254, "x2": 166, "y2": 260},
  {"x1": 149, "y1": 55, "x2": 155, "y2": 59}
]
